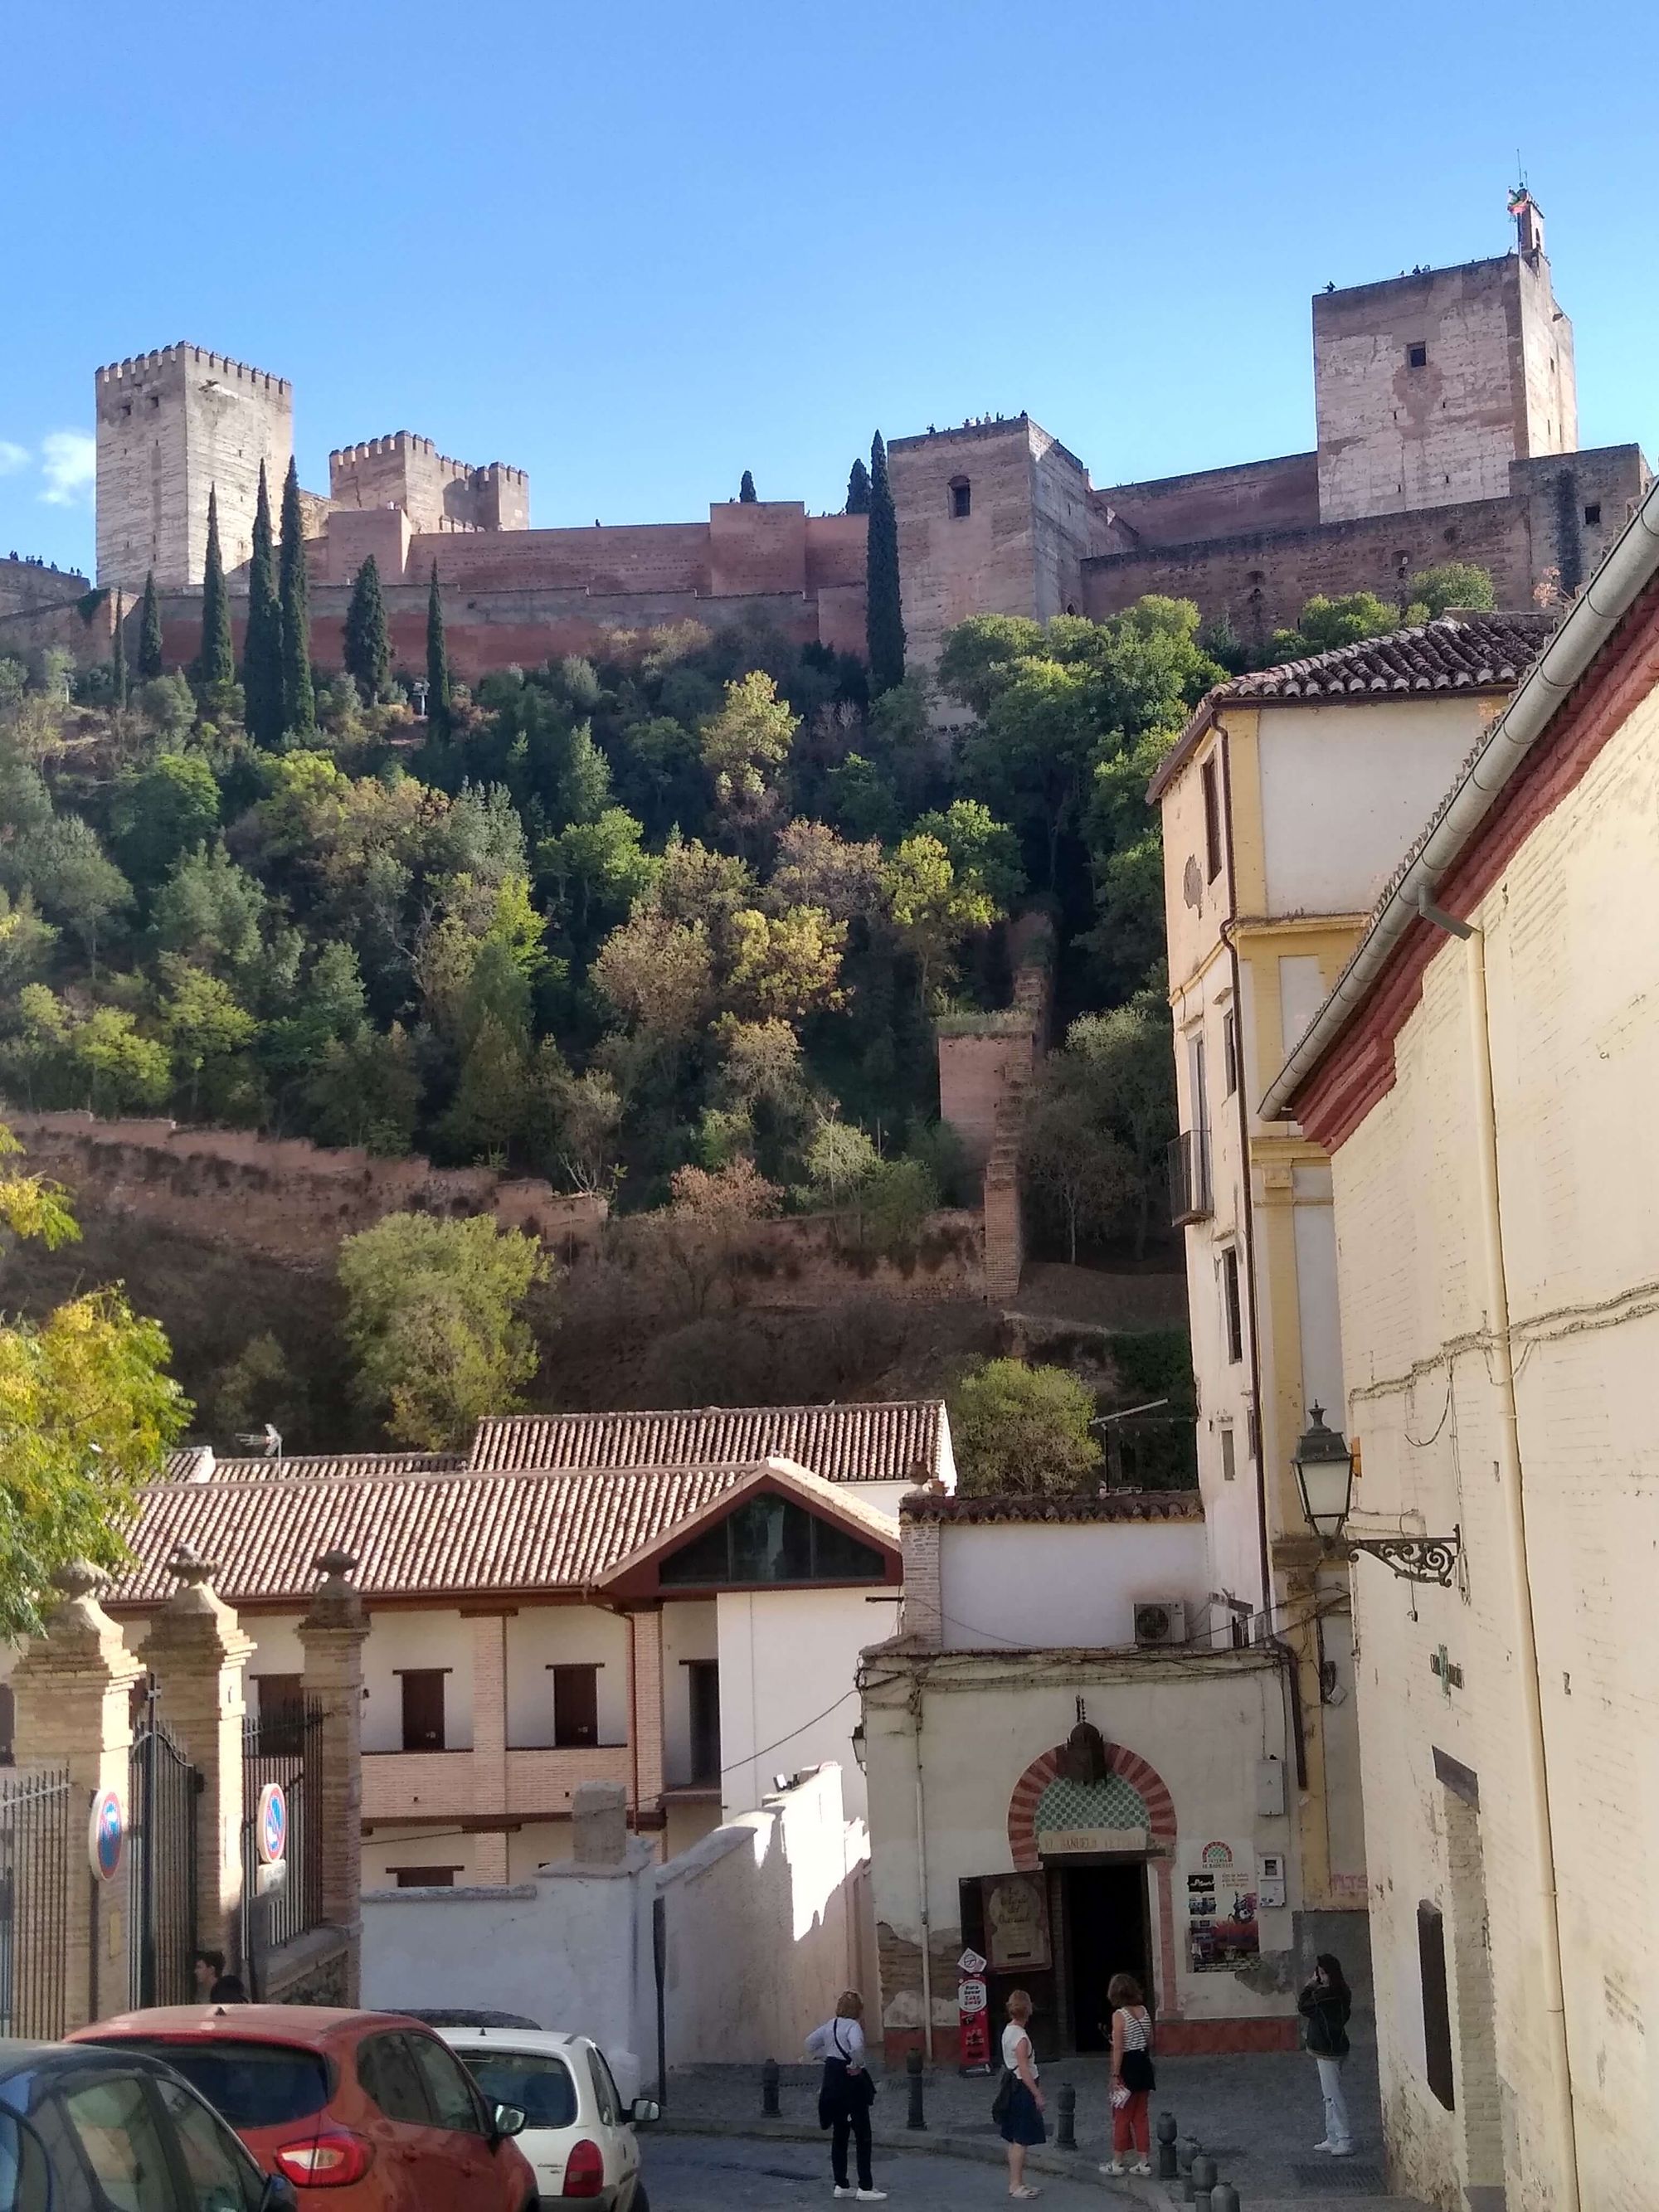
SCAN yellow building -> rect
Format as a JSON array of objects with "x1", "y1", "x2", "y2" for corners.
[
  {"x1": 1151, "y1": 614, "x2": 1550, "y2": 1976},
  {"x1": 1271, "y1": 481, "x2": 1659, "y2": 2210}
]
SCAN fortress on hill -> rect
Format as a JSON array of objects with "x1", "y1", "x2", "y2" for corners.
[{"x1": 7, "y1": 196, "x2": 1646, "y2": 683}]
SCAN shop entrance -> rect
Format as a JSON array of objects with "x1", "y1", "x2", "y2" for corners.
[{"x1": 1056, "y1": 1860, "x2": 1151, "y2": 2051}]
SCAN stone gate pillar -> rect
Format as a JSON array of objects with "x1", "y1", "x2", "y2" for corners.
[
  {"x1": 11, "y1": 1560, "x2": 145, "y2": 2031},
  {"x1": 137, "y1": 1548, "x2": 254, "y2": 1974},
  {"x1": 298, "y1": 1548, "x2": 370, "y2": 2003}
]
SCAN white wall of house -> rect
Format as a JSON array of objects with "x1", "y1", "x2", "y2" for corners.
[
  {"x1": 504, "y1": 1607, "x2": 630, "y2": 1749},
  {"x1": 937, "y1": 1523, "x2": 1208, "y2": 1651},
  {"x1": 714, "y1": 1587, "x2": 894, "y2": 1821},
  {"x1": 661, "y1": 1601, "x2": 718, "y2": 1789},
  {"x1": 362, "y1": 1609, "x2": 474, "y2": 1752}
]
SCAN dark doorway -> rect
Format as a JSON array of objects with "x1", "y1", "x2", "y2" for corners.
[
  {"x1": 399, "y1": 1670, "x2": 447, "y2": 1752},
  {"x1": 551, "y1": 1664, "x2": 600, "y2": 1749},
  {"x1": 1058, "y1": 1863, "x2": 1151, "y2": 2051},
  {"x1": 687, "y1": 1660, "x2": 721, "y2": 1783}
]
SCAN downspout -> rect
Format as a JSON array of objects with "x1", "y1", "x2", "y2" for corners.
[
  {"x1": 1465, "y1": 926, "x2": 1581, "y2": 2209},
  {"x1": 912, "y1": 1694, "x2": 934, "y2": 2062}
]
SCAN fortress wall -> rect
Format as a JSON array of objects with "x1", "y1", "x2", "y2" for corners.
[
  {"x1": 1093, "y1": 451, "x2": 1321, "y2": 548},
  {"x1": 707, "y1": 501, "x2": 807, "y2": 596},
  {"x1": 805, "y1": 513, "x2": 868, "y2": 591}
]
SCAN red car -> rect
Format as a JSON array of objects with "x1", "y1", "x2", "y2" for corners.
[{"x1": 72, "y1": 2005, "x2": 538, "y2": 2211}]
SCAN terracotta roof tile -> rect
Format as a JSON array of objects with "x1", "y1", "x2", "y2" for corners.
[
  {"x1": 900, "y1": 1490, "x2": 1203, "y2": 1525},
  {"x1": 161, "y1": 1450, "x2": 465, "y2": 1484},
  {"x1": 468, "y1": 1402, "x2": 947, "y2": 1486}
]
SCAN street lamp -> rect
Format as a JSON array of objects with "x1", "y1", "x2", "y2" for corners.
[
  {"x1": 1292, "y1": 1406, "x2": 1461, "y2": 1588},
  {"x1": 411, "y1": 678, "x2": 430, "y2": 721}
]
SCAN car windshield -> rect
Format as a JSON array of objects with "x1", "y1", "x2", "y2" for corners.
[
  {"x1": 99, "y1": 2040, "x2": 332, "y2": 2128},
  {"x1": 462, "y1": 2052, "x2": 578, "y2": 2129}
]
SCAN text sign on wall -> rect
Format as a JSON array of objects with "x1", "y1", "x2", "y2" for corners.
[{"x1": 1036, "y1": 1826, "x2": 1150, "y2": 1856}]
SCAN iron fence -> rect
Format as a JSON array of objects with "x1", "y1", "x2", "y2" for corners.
[
  {"x1": 241, "y1": 1699, "x2": 324, "y2": 1976},
  {"x1": 129, "y1": 1693, "x2": 202, "y2": 2009},
  {"x1": 0, "y1": 1767, "x2": 71, "y2": 2039}
]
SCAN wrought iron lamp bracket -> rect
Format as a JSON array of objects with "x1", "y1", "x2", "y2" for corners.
[{"x1": 1340, "y1": 1524, "x2": 1461, "y2": 1588}]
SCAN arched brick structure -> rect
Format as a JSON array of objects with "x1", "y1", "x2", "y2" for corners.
[{"x1": 1006, "y1": 1738, "x2": 1182, "y2": 2020}]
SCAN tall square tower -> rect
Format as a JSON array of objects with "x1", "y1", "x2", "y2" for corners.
[{"x1": 95, "y1": 345, "x2": 293, "y2": 591}]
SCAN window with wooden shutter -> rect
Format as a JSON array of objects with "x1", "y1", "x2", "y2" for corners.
[
  {"x1": 399, "y1": 1670, "x2": 447, "y2": 1753},
  {"x1": 551, "y1": 1664, "x2": 601, "y2": 1748}
]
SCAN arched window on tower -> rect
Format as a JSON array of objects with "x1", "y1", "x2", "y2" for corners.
[{"x1": 949, "y1": 476, "x2": 971, "y2": 519}]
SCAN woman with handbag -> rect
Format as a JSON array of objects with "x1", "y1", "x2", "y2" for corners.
[
  {"x1": 1100, "y1": 1972, "x2": 1155, "y2": 2177},
  {"x1": 995, "y1": 1988, "x2": 1046, "y2": 2200},
  {"x1": 1298, "y1": 1952, "x2": 1355, "y2": 2156},
  {"x1": 805, "y1": 1990, "x2": 887, "y2": 2202}
]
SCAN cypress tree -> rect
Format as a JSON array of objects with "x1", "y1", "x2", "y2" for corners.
[
  {"x1": 138, "y1": 568, "x2": 164, "y2": 682},
  {"x1": 193, "y1": 489, "x2": 234, "y2": 689},
  {"x1": 343, "y1": 555, "x2": 391, "y2": 703},
  {"x1": 426, "y1": 561, "x2": 451, "y2": 739},
  {"x1": 845, "y1": 458, "x2": 872, "y2": 515},
  {"x1": 865, "y1": 431, "x2": 906, "y2": 693},
  {"x1": 738, "y1": 469, "x2": 758, "y2": 503},
  {"x1": 111, "y1": 590, "x2": 127, "y2": 707},
  {"x1": 241, "y1": 462, "x2": 285, "y2": 747},
  {"x1": 278, "y1": 456, "x2": 314, "y2": 738}
]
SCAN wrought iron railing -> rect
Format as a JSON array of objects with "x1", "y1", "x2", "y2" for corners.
[
  {"x1": 1167, "y1": 1128, "x2": 1213, "y2": 1225},
  {"x1": 129, "y1": 1692, "x2": 202, "y2": 2010},
  {"x1": 241, "y1": 1699, "x2": 324, "y2": 1974},
  {"x1": 0, "y1": 1767, "x2": 71, "y2": 2039}
]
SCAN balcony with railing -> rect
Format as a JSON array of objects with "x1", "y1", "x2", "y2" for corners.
[{"x1": 1168, "y1": 1128, "x2": 1213, "y2": 1226}]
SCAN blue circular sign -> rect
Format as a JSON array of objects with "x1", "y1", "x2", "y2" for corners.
[
  {"x1": 257, "y1": 1782, "x2": 288, "y2": 1866},
  {"x1": 89, "y1": 1789, "x2": 124, "y2": 1882}
]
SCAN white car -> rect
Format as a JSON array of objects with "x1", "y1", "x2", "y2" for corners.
[{"x1": 441, "y1": 2025, "x2": 658, "y2": 2210}]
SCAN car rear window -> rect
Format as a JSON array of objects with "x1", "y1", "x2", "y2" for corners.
[
  {"x1": 462, "y1": 2053, "x2": 578, "y2": 2129},
  {"x1": 102, "y1": 2040, "x2": 332, "y2": 2128}
]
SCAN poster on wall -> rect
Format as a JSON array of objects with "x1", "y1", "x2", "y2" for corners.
[
  {"x1": 1182, "y1": 1839, "x2": 1258, "y2": 1974},
  {"x1": 980, "y1": 1873, "x2": 1052, "y2": 1973}
]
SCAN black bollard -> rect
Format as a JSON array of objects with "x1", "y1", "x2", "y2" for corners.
[
  {"x1": 1213, "y1": 2187, "x2": 1241, "y2": 2212},
  {"x1": 1156, "y1": 2110, "x2": 1179, "y2": 2180},
  {"x1": 761, "y1": 2057, "x2": 781, "y2": 2117},
  {"x1": 1192, "y1": 2153, "x2": 1218, "y2": 2212},
  {"x1": 1055, "y1": 2081, "x2": 1076, "y2": 2151},
  {"x1": 1178, "y1": 2133, "x2": 1199, "y2": 2174},
  {"x1": 906, "y1": 2046, "x2": 927, "y2": 2131}
]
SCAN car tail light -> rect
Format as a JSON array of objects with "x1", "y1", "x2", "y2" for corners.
[
  {"x1": 562, "y1": 2138, "x2": 605, "y2": 2198},
  {"x1": 274, "y1": 2131, "x2": 373, "y2": 2187}
]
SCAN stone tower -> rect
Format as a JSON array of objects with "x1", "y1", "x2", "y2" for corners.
[
  {"x1": 95, "y1": 345, "x2": 293, "y2": 591},
  {"x1": 1312, "y1": 192, "x2": 1578, "y2": 524}
]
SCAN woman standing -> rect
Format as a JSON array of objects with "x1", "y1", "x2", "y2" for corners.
[
  {"x1": 805, "y1": 1990, "x2": 886, "y2": 2202},
  {"x1": 1100, "y1": 1972, "x2": 1155, "y2": 2177},
  {"x1": 998, "y1": 1989, "x2": 1046, "y2": 2200},
  {"x1": 1298, "y1": 1953, "x2": 1354, "y2": 2156}
]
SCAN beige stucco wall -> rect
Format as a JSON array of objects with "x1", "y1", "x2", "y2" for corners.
[{"x1": 1326, "y1": 670, "x2": 1659, "y2": 2210}]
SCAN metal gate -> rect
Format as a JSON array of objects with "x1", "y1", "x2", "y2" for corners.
[
  {"x1": 0, "y1": 1767, "x2": 72, "y2": 2038},
  {"x1": 241, "y1": 1699, "x2": 324, "y2": 1995},
  {"x1": 128, "y1": 1691, "x2": 201, "y2": 2008}
]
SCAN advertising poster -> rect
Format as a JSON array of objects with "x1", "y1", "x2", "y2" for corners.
[
  {"x1": 980, "y1": 1872, "x2": 1052, "y2": 1973},
  {"x1": 1183, "y1": 1838, "x2": 1258, "y2": 1973}
]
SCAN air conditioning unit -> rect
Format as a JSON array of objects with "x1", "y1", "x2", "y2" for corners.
[{"x1": 1133, "y1": 1600, "x2": 1187, "y2": 1649}]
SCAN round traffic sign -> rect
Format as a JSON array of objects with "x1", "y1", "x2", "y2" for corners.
[
  {"x1": 89, "y1": 1788, "x2": 124, "y2": 1882},
  {"x1": 256, "y1": 1782, "x2": 288, "y2": 1865}
]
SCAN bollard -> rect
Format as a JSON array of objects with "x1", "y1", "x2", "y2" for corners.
[
  {"x1": 906, "y1": 2046, "x2": 927, "y2": 2131},
  {"x1": 1178, "y1": 2134, "x2": 1199, "y2": 2174},
  {"x1": 1192, "y1": 2153, "x2": 1218, "y2": 2211},
  {"x1": 1156, "y1": 2111, "x2": 1179, "y2": 2180},
  {"x1": 1055, "y1": 2081, "x2": 1076, "y2": 2151},
  {"x1": 761, "y1": 2057, "x2": 781, "y2": 2117},
  {"x1": 1213, "y1": 2187, "x2": 1241, "y2": 2212}
]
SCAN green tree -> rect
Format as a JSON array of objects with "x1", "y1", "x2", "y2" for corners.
[
  {"x1": 865, "y1": 432, "x2": 906, "y2": 693},
  {"x1": 337, "y1": 1212, "x2": 549, "y2": 1448},
  {"x1": 241, "y1": 463, "x2": 285, "y2": 747},
  {"x1": 845, "y1": 458, "x2": 872, "y2": 515},
  {"x1": 278, "y1": 456, "x2": 315, "y2": 738},
  {"x1": 111, "y1": 591, "x2": 127, "y2": 708},
  {"x1": 883, "y1": 834, "x2": 995, "y2": 1004},
  {"x1": 343, "y1": 555, "x2": 390, "y2": 703},
  {"x1": 195, "y1": 488, "x2": 235, "y2": 691},
  {"x1": 19, "y1": 817, "x2": 130, "y2": 973},
  {"x1": 1022, "y1": 1065, "x2": 1134, "y2": 1262},
  {"x1": 157, "y1": 958, "x2": 260, "y2": 1120},
  {"x1": 950, "y1": 1358, "x2": 1102, "y2": 1496},
  {"x1": 150, "y1": 843, "x2": 266, "y2": 980},
  {"x1": 138, "y1": 568, "x2": 165, "y2": 683},
  {"x1": 738, "y1": 469, "x2": 758, "y2": 503},
  {"x1": 1408, "y1": 562, "x2": 1496, "y2": 618},
  {"x1": 699, "y1": 670, "x2": 798, "y2": 809},
  {"x1": 426, "y1": 562, "x2": 451, "y2": 739},
  {"x1": 1063, "y1": 994, "x2": 1177, "y2": 1258},
  {"x1": 912, "y1": 799, "x2": 1025, "y2": 912},
  {"x1": 69, "y1": 1005, "x2": 171, "y2": 1114},
  {"x1": 0, "y1": 887, "x2": 56, "y2": 994},
  {"x1": 110, "y1": 752, "x2": 220, "y2": 892},
  {"x1": 304, "y1": 1023, "x2": 421, "y2": 1155},
  {"x1": 1267, "y1": 591, "x2": 1404, "y2": 664},
  {"x1": 0, "y1": 1125, "x2": 190, "y2": 1634},
  {"x1": 538, "y1": 806, "x2": 656, "y2": 955}
]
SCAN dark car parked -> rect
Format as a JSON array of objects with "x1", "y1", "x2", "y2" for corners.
[{"x1": 0, "y1": 2037, "x2": 294, "y2": 2211}]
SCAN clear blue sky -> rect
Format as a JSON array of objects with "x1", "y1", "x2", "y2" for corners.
[{"x1": 7, "y1": 0, "x2": 1657, "y2": 576}]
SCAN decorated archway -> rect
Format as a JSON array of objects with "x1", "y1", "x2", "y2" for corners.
[{"x1": 1006, "y1": 1738, "x2": 1181, "y2": 2019}]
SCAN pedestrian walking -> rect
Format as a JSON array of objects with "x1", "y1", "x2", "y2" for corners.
[
  {"x1": 805, "y1": 1989, "x2": 886, "y2": 2202},
  {"x1": 1099, "y1": 1971, "x2": 1155, "y2": 2176},
  {"x1": 1299, "y1": 1952, "x2": 1354, "y2": 2156},
  {"x1": 995, "y1": 1988, "x2": 1045, "y2": 2200}
]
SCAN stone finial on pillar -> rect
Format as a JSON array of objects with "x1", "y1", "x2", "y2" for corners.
[
  {"x1": 138, "y1": 1546, "x2": 255, "y2": 1971},
  {"x1": 572, "y1": 1780, "x2": 629, "y2": 1866},
  {"x1": 299, "y1": 1548, "x2": 370, "y2": 2003},
  {"x1": 10, "y1": 1559, "x2": 146, "y2": 2032}
]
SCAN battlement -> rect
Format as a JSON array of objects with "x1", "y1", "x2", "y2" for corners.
[
  {"x1": 329, "y1": 434, "x2": 528, "y2": 488},
  {"x1": 95, "y1": 343, "x2": 289, "y2": 396},
  {"x1": 889, "y1": 412, "x2": 1031, "y2": 454}
]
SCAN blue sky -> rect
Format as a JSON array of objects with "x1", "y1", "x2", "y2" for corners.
[{"x1": 6, "y1": 0, "x2": 1658, "y2": 576}]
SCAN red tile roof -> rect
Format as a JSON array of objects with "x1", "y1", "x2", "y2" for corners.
[
  {"x1": 468, "y1": 1402, "x2": 948, "y2": 1486},
  {"x1": 162, "y1": 1450, "x2": 465, "y2": 1484},
  {"x1": 900, "y1": 1490, "x2": 1203, "y2": 1524}
]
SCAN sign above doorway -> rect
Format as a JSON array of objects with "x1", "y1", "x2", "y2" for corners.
[{"x1": 1036, "y1": 1825, "x2": 1151, "y2": 1856}]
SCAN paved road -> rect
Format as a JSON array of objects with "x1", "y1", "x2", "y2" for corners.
[{"x1": 642, "y1": 2132, "x2": 1134, "y2": 2209}]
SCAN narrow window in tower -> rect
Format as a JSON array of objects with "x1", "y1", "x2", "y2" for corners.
[
  {"x1": 949, "y1": 478, "x2": 971, "y2": 519},
  {"x1": 1407, "y1": 343, "x2": 1428, "y2": 369},
  {"x1": 1584, "y1": 503, "x2": 1603, "y2": 527}
]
